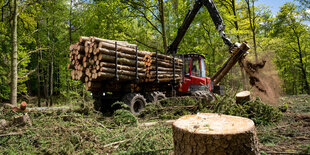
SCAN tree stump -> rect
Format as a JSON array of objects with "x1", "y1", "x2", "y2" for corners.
[
  {"x1": 172, "y1": 113, "x2": 259, "y2": 155},
  {"x1": 236, "y1": 91, "x2": 251, "y2": 104}
]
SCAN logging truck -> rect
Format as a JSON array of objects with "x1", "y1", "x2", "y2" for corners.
[{"x1": 68, "y1": 0, "x2": 250, "y2": 114}]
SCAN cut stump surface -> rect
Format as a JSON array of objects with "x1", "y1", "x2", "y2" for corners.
[{"x1": 172, "y1": 113, "x2": 259, "y2": 155}]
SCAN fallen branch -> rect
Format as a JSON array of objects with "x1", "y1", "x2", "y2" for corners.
[
  {"x1": 103, "y1": 139, "x2": 131, "y2": 148},
  {"x1": 139, "y1": 120, "x2": 175, "y2": 127},
  {"x1": 0, "y1": 132, "x2": 23, "y2": 137}
]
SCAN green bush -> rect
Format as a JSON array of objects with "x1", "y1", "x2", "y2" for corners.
[
  {"x1": 141, "y1": 95, "x2": 282, "y2": 125},
  {"x1": 113, "y1": 109, "x2": 137, "y2": 126}
]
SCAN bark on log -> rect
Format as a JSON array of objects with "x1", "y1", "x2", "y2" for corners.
[
  {"x1": 100, "y1": 61, "x2": 145, "y2": 72},
  {"x1": 96, "y1": 48, "x2": 144, "y2": 61},
  {"x1": 99, "y1": 67, "x2": 145, "y2": 77},
  {"x1": 100, "y1": 42, "x2": 150, "y2": 57},
  {"x1": 236, "y1": 91, "x2": 251, "y2": 104},
  {"x1": 79, "y1": 36, "x2": 90, "y2": 43},
  {"x1": 172, "y1": 113, "x2": 259, "y2": 155},
  {"x1": 97, "y1": 54, "x2": 145, "y2": 67}
]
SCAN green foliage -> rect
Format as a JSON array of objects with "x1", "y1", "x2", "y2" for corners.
[
  {"x1": 141, "y1": 95, "x2": 282, "y2": 125},
  {"x1": 113, "y1": 109, "x2": 137, "y2": 126},
  {"x1": 204, "y1": 96, "x2": 282, "y2": 125}
]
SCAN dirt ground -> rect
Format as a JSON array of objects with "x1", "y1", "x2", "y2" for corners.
[{"x1": 257, "y1": 95, "x2": 310, "y2": 154}]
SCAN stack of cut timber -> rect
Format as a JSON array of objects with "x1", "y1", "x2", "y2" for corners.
[{"x1": 68, "y1": 36, "x2": 183, "y2": 91}]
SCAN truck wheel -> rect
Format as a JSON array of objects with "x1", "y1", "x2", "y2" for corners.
[
  {"x1": 192, "y1": 91, "x2": 214, "y2": 102},
  {"x1": 145, "y1": 91, "x2": 166, "y2": 103},
  {"x1": 122, "y1": 93, "x2": 146, "y2": 115},
  {"x1": 93, "y1": 97, "x2": 114, "y2": 112},
  {"x1": 93, "y1": 99, "x2": 102, "y2": 112}
]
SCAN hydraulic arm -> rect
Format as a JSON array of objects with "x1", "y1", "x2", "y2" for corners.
[{"x1": 167, "y1": 0, "x2": 234, "y2": 54}]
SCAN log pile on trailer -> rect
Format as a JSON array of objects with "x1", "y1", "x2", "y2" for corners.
[{"x1": 68, "y1": 36, "x2": 183, "y2": 91}]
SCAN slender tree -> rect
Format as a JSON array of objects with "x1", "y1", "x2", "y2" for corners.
[
  {"x1": 37, "y1": 20, "x2": 41, "y2": 107},
  {"x1": 158, "y1": 0, "x2": 168, "y2": 53},
  {"x1": 245, "y1": 0, "x2": 258, "y2": 62},
  {"x1": 10, "y1": 0, "x2": 18, "y2": 106}
]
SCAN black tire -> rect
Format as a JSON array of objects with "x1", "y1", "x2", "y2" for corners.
[
  {"x1": 145, "y1": 91, "x2": 166, "y2": 103},
  {"x1": 93, "y1": 97, "x2": 114, "y2": 112},
  {"x1": 122, "y1": 93, "x2": 146, "y2": 115},
  {"x1": 192, "y1": 90, "x2": 214, "y2": 102}
]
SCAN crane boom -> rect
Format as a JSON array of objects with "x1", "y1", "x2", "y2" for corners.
[{"x1": 167, "y1": 0, "x2": 234, "y2": 54}]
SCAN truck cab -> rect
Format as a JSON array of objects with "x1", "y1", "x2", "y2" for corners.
[{"x1": 178, "y1": 54, "x2": 212, "y2": 94}]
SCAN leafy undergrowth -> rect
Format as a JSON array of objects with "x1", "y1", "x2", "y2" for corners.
[
  {"x1": 140, "y1": 95, "x2": 282, "y2": 125},
  {"x1": 0, "y1": 95, "x2": 309, "y2": 154}
]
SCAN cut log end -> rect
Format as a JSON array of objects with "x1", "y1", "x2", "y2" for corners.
[
  {"x1": 172, "y1": 113, "x2": 259, "y2": 155},
  {"x1": 236, "y1": 91, "x2": 251, "y2": 104}
]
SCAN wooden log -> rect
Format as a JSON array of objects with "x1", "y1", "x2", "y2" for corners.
[
  {"x1": 150, "y1": 67, "x2": 182, "y2": 72},
  {"x1": 80, "y1": 36, "x2": 90, "y2": 43},
  {"x1": 148, "y1": 74, "x2": 181, "y2": 79},
  {"x1": 96, "y1": 48, "x2": 144, "y2": 61},
  {"x1": 97, "y1": 72, "x2": 135, "y2": 81},
  {"x1": 97, "y1": 54, "x2": 145, "y2": 67},
  {"x1": 77, "y1": 54, "x2": 84, "y2": 60},
  {"x1": 77, "y1": 45, "x2": 85, "y2": 52},
  {"x1": 91, "y1": 36, "x2": 137, "y2": 48},
  {"x1": 149, "y1": 52, "x2": 182, "y2": 63},
  {"x1": 67, "y1": 64, "x2": 74, "y2": 69},
  {"x1": 99, "y1": 42, "x2": 150, "y2": 57},
  {"x1": 172, "y1": 113, "x2": 259, "y2": 155},
  {"x1": 149, "y1": 64, "x2": 183, "y2": 70},
  {"x1": 99, "y1": 67, "x2": 145, "y2": 77},
  {"x1": 69, "y1": 44, "x2": 77, "y2": 51},
  {"x1": 236, "y1": 91, "x2": 251, "y2": 104},
  {"x1": 212, "y1": 42, "x2": 250, "y2": 85},
  {"x1": 84, "y1": 41, "x2": 91, "y2": 47},
  {"x1": 100, "y1": 62, "x2": 145, "y2": 72}
]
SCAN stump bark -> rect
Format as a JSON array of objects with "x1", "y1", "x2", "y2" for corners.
[
  {"x1": 236, "y1": 91, "x2": 251, "y2": 104},
  {"x1": 172, "y1": 113, "x2": 259, "y2": 155}
]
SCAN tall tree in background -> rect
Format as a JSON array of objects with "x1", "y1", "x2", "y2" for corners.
[
  {"x1": 10, "y1": 0, "x2": 18, "y2": 106},
  {"x1": 245, "y1": 0, "x2": 258, "y2": 62},
  {"x1": 274, "y1": 3, "x2": 310, "y2": 94},
  {"x1": 158, "y1": 0, "x2": 167, "y2": 53}
]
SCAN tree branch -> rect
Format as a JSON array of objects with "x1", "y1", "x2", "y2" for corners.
[
  {"x1": 18, "y1": 29, "x2": 38, "y2": 43},
  {"x1": 17, "y1": 48, "x2": 47, "y2": 66},
  {"x1": 124, "y1": 32, "x2": 159, "y2": 51},
  {"x1": 18, "y1": 68, "x2": 36, "y2": 80}
]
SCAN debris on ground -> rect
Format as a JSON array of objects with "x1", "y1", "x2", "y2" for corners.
[{"x1": 241, "y1": 57, "x2": 281, "y2": 104}]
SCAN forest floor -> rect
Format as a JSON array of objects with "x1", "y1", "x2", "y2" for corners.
[
  {"x1": 258, "y1": 95, "x2": 310, "y2": 154},
  {"x1": 0, "y1": 95, "x2": 309, "y2": 154}
]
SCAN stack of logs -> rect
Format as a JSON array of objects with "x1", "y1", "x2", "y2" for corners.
[{"x1": 68, "y1": 36, "x2": 183, "y2": 91}]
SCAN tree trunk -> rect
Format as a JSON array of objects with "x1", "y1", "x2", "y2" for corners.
[
  {"x1": 246, "y1": 0, "x2": 258, "y2": 62},
  {"x1": 232, "y1": 0, "x2": 241, "y2": 43},
  {"x1": 158, "y1": 0, "x2": 167, "y2": 53},
  {"x1": 296, "y1": 35, "x2": 310, "y2": 94},
  {"x1": 172, "y1": 113, "x2": 259, "y2": 155},
  {"x1": 10, "y1": 0, "x2": 18, "y2": 106},
  {"x1": 67, "y1": 0, "x2": 72, "y2": 94},
  {"x1": 45, "y1": 17, "x2": 49, "y2": 105},
  {"x1": 36, "y1": 20, "x2": 41, "y2": 107},
  {"x1": 49, "y1": 16, "x2": 55, "y2": 106}
]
